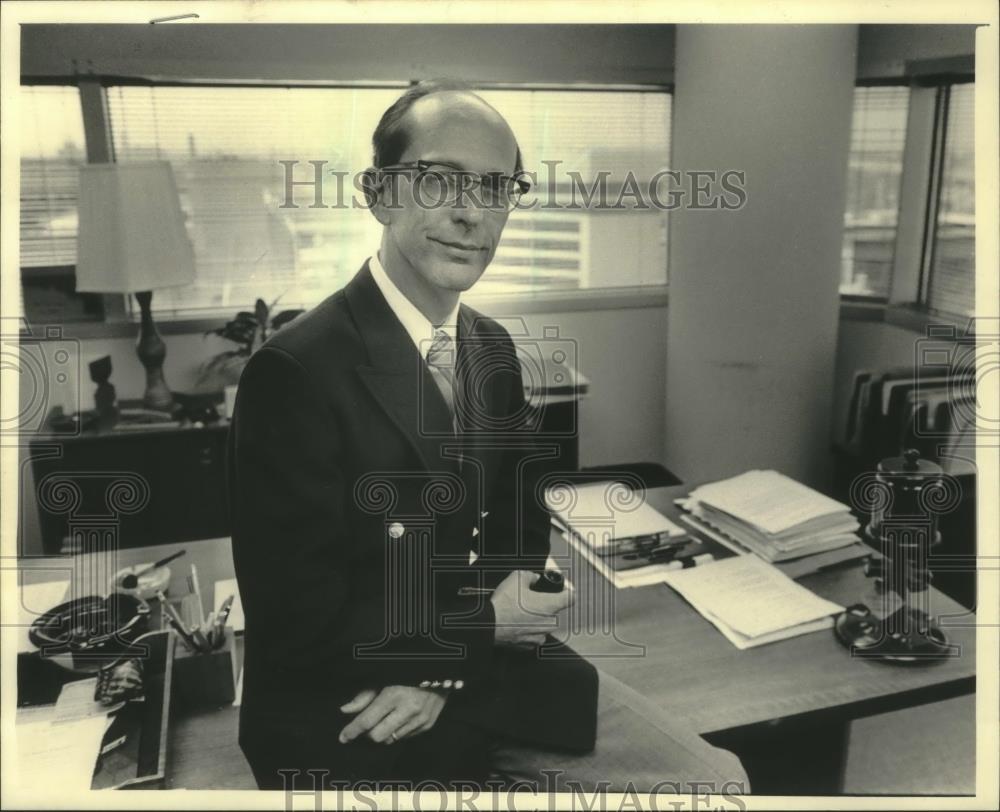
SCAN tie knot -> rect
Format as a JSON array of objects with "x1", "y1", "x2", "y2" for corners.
[{"x1": 427, "y1": 329, "x2": 454, "y2": 368}]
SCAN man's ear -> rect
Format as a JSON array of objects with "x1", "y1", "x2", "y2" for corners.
[{"x1": 361, "y1": 167, "x2": 393, "y2": 226}]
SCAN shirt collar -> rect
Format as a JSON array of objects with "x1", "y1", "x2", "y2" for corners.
[{"x1": 368, "y1": 253, "x2": 460, "y2": 360}]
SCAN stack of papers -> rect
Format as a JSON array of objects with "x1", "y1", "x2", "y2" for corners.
[
  {"x1": 14, "y1": 709, "x2": 111, "y2": 792},
  {"x1": 546, "y1": 482, "x2": 735, "y2": 588},
  {"x1": 662, "y1": 554, "x2": 844, "y2": 649},
  {"x1": 681, "y1": 470, "x2": 860, "y2": 562}
]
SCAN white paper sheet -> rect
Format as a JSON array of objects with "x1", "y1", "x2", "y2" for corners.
[
  {"x1": 53, "y1": 678, "x2": 124, "y2": 722},
  {"x1": 14, "y1": 714, "x2": 109, "y2": 792},
  {"x1": 662, "y1": 554, "x2": 843, "y2": 641},
  {"x1": 213, "y1": 578, "x2": 244, "y2": 632},
  {"x1": 546, "y1": 482, "x2": 685, "y2": 548},
  {"x1": 688, "y1": 470, "x2": 851, "y2": 535}
]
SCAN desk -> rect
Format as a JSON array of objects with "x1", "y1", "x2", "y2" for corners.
[{"x1": 16, "y1": 483, "x2": 976, "y2": 791}]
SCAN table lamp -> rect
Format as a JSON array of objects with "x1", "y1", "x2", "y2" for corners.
[{"x1": 75, "y1": 162, "x2": 196, "y2": 412}]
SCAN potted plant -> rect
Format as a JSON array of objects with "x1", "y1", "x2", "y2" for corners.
[{"x1": 197, "y1": 296, "x2": 304, "y2": 391}]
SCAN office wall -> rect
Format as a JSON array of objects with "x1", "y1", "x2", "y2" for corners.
[
  {"x1": 857, "y1": 24, "x2": 977, "y2": 78},
  {"x1": 53, "y1": 304, "x2": 668, "y2": 467},
  {"x1": 21, "y1": 24, "x2": 675, "y2": 85},
  {"x1": 16, "y1": 23, "x2": 977, "y2": 550},
  {"x1": 22, "y1": 23, "x2": 976, "y2": 85},
  {"x1": 665, "y1": 25, "x2": 858, "y2": 489}
]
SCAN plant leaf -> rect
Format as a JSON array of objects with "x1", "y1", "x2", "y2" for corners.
[
  {"x1": 254, "y1": 298, "x2": 269, "y2": 324},
  {"x1": 271, "y1": 309, "x2": 304, "y2": 330}
]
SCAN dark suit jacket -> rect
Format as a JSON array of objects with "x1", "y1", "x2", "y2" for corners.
[{"x1": 228, "y1": 262, "x2": 598, "y2": 786}]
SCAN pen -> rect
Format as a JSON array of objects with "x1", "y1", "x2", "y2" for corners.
[
  {"x1": 190, "y1": 564, "x2": 206, "y2": 628},
  {"x1": 210, "y1": 594, "x2": 235, "y2": 648},
  {"x1": 202, "y1": 610, "x2": 217, "y2": 648},
  {"x1": 121, "y1": 549, "x2": 186, "y2": 589},
  {"x1": 457, "y1": 586, "x2": 494, "y2": 596},
  {"x1": 157, "y1": 590, "x2": 201, "y2": 651}
]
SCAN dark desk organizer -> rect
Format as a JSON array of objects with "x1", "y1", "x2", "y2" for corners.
[
  {"x1": 171, "y1": 627, "x2": 237, "y2": 708},
  {"x1": 16, "y1": 629, "x2": 176, "y2": 790}
]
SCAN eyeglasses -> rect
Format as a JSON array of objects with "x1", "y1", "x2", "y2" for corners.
[{"x1": 377, "y1": 160, "x2": 531, "y2": 212}]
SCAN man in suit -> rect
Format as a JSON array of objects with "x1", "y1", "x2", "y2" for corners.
[{"x1": 229, "y1": 80, "x2": 748, "y2": 793}]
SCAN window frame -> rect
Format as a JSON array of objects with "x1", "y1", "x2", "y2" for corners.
[
  {"x1": 18, "y1": 71, "x2": 976, "y2": 334},
  {"x1": 21, "y1": 77, "x2": 676, "y2": 327},
  {"x1": 886, "y1": 71, "x2": 975, "y2": 328},
  {"x1": 841, "y1": 78, "x2": 914, "y2": 304}
]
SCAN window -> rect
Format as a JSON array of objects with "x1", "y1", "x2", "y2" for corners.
[
  {"x1": 19, "y1": 86, "x2": 101, "y2": 322},
  {"x1": 476, "y1": 89, "x2": 671, "y2": 295},
  {"x1": 926, "y1": 83, "x2": 974, "y2": 317},
  {"x1": 108, "y1": 86, "x2": 400, "y2": 317},
  {"x1": 841, "y1": 86, "x2": 910, "y2": 298},
  {"x1": 106, "y1": 84, "x2": 672, "y2": 316}
]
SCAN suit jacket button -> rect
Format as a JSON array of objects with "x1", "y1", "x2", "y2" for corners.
[
  {"x1": 442, "y1": 679, "x2": 453, "y2": 689},
  {"x1": 454, "y1": 680, "x2": 464, "y2": 690},
  {"x1": 430, "y1": 680, "x2": 441, "y2": 688},
  {"x1": 419, "y1": 680, "x2": 431, "y2": 688},
  {"x1": 388, "y1": 522, "x2": 405, "y2": 539}
]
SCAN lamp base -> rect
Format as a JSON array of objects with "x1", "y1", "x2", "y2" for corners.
[
  {"x1": 834, "y1": 603, "x2": 955, "y2": 663},
  {"x1": 134, "y1": 291, "x2": 174, "y2": 412}
]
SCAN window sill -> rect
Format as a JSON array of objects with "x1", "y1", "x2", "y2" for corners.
[
  {"x1": 837, "y1": 300, "x2": 974, "y2": 335},
  {"x1": 35, "y1": 295, "x2": 971, "y2": 341},
  {"x1": 36, "y1": 286, "x2": 673, "y2": 339},
  {"x1": 466, "y1": 286, "x2": 669, "y2": 315},
  {"x1": 883, "y1": 303, "x2": 973, "y2": 335}
]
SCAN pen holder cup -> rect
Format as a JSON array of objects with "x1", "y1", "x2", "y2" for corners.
[{"x1": 171, "y1": 627, "x2": 237, "y2": 709}]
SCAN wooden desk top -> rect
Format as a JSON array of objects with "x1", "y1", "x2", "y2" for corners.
[
  {"x1": 15, "y1": 483, "x2": 977, "y2": 788},
  {"x1": 549, "y1": 485, "x2": 977, "y2": 735}
]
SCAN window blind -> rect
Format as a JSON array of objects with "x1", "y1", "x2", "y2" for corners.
[
  {"x1": 19, "y1": 86, "x2": 87, "y2": 269},
  {"x1": 107, "y1": 85, "x2": 672, "y2": 315},
  {"x1": 928, "y1": 83, "x2": 975, "y2": 317},
  {"x1": 841, "y1": 86, "x2": 910, "y2": 298}
]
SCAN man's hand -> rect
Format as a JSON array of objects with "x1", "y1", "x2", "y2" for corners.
[
  {"x1": 338, "y1": 685, "x2": 448, "y2": 745},
  {"x1": 490, "y1": 570, "x2": 573, "y2": 649}
]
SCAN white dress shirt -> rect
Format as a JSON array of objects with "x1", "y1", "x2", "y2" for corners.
[{"x1": 368, "y1": 253, "x2": 459, "y2": 358}]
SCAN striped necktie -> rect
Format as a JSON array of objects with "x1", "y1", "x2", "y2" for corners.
[{"x1": 426, "y1": 328, "x2": 456, "y2": 420}]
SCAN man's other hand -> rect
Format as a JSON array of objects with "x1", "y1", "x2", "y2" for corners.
[
  {"x1": 338, "y1": 685, "x2": 448, "y2": 744},
  {"x1": 490, "y1": 569, "x2": 573, "y2": 649}
]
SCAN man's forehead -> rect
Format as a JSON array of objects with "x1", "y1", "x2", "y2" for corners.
[{"x1": 401, "y1": 92, "x2": 518, "y2": 172}]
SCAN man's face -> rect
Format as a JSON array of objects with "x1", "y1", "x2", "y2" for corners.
[{"x1": 376, "y1": 94, "x2": 519, "y2": 294}]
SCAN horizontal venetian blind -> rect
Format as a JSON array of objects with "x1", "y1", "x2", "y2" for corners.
[
  {"x1": 841, "y1": 86, "x2": 910, "y2": 298},
  {"x1": 20, "y1": 85, "x2": 87, "y2": 269},
  {"x1": 928, "y1": 83, "x2": 975, "y2": 317},
  {"x1": 108, "y1": 85, "x2": 401, "y2": 317},
  {"x1": 476, "y1": 89, "x2": 671, "y2": 293},
  {"x1": 107, "y1": 85, "x2": 671, "y2": 314}
]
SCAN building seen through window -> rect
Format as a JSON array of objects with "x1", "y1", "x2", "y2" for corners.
[{"x1": 841, "y1": 86, "x2": 909, "y2": 298}]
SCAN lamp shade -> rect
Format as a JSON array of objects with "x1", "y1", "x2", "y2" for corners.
[{"x1": 76, "y1": 162, "x2": 196, "y2": 293}]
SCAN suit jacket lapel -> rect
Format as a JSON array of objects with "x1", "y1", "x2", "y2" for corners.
[{"x1": 346, "y1": 262, "x2": 459, "y2": 474}]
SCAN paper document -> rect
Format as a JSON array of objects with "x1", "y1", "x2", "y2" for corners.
[
  {"x1": 546, "y1": 482, "x2": 685, "y2": 550},
  {"x1": 54, "y1": 677, "x2": 124, "y2": 722},
  {"x1": 14, "y1": 714, "x2": 109, "y2": 791},
  {"x1": 214, "y1": 578, "x2": 245, "y2": 632},
  {"x1": 681, "y1": 471, "x2": 860, "y2": 562},
  {"x1": 689, "y1": 470, "x2": 851, "y2": 535},
  {"x1": 662, "y1": 554, "x2": 843, "y2": 648}
]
